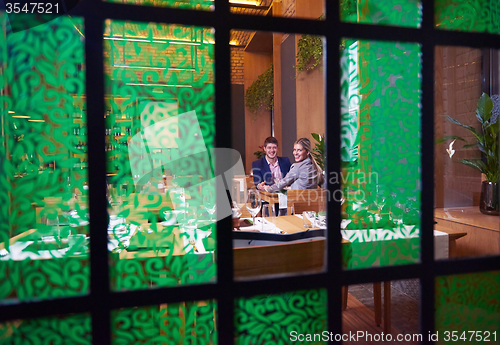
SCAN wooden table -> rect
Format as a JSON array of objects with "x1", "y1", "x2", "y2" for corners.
[
  {"x1": 233, "y1": 215, "x2": 337, "y2": 278},
  {"x1": 435, "y1": 207, "x2": 498, "y2": 257}
]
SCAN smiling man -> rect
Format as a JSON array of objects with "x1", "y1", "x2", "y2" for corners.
[{"x1": 251, "y1": 137, "x2": 291, "y2": 191}]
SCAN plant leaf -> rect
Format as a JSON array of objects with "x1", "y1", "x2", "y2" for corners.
[
  {"x1": 459, "y1": 159, "x2": 487, "y2": 174},
  {"x1": 435, "y1": 135, "x2": 466, "y2": 144},
  {"x1": 462, "y1": 142, "x2": 486, "y2": 154},
  {"x1": 445, "y1": 115, "x2": 483, "y2": 142},
  {"x1": 477, "y1": 92, "x2": 493, "y2": 122}
]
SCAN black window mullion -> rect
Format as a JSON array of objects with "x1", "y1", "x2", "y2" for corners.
[
  {"x1": 85, "y1": 9, "x2": 112, "y2": 345},
  {"x1": 325, "y1": 0, "x2": 343, "y2": 342},
  {"x1": 420, "y1": 0, "x2": 436, "y2": 343},
  {"x1": 214, "y1": 0, "x2": 234, "y2": 343}
]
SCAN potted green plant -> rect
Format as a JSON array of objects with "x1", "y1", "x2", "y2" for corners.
[
  {"x1": 253, "y1": 145, "x2": 265, "y2": 160},
  {"x1": 438, "y1": 92, "x2": 499, "y2": 215},
  {"x1": 311, "y1": 133, "x2": 325, "y2": 171},
  {"x1": 245, "y1": 64, "x2": 274, "y2": 120}
]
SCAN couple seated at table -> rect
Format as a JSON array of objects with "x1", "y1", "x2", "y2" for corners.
[{"x1": 252, "y1": 137, "x2": 324, "y2": 193}]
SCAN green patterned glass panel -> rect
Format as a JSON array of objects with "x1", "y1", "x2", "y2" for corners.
[
  {"x1": 435, "y1": 0, "x2": 500, "y2": 34},
  {"x1": 105, "y1": 0, "x2": 213, "y2": 11},
  {"x1": 340, "y1": 0, "x2": 422, "y2": 28},
  {"x1": 0, "y1": 313, "x2": 91, "y2": 344},
  {"x1": 0, "y1": 14, "x2": 89, "y2": 303},
  {"x1": 436, "y1": 271, "x2": 500, "y2": 344},
  {"x1": 235, "y1": 289, "x2": 327, "y2": 344},
  {"x1": 341, "y1": 39, "x2": 422, "y2": 269},
  {"x1": 112, "y1": 300, "x2": 217, "y2": 344},
  {"x1": 105, "y1": 20, "x2": 217, "y2": 291}
]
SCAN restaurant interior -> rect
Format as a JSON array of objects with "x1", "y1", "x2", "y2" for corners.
[{"x1": 0, "y1": 0, "x2": 499, "y2": 344}]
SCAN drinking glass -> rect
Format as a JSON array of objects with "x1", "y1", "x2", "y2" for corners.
[
  {"x1": 46, "y1": 214, "x2": 60, "y2": 239},
  {"x1": 317, "y1": 202, "x2": 326, "y2": 228},
  {"x1": 182, "y1": 205, "x2": 198, "y2": 240},
  {"x1": 303, "y1": 211, "x2": 316, "y2": 228},
  {"x1": 203, "y1": 194, "x2": 217, "y2": 220},
  {"x1": 373, "y1": 185, "x2": 387, "y2": 216},
  {"x1": 261, "y1": 204, "x2": 276, "y2": 232},
  {"x1": 246, "y1": 189, "x2": 261, "y2": 227}
]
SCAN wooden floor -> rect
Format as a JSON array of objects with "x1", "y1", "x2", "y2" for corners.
[{"x1": 343, "y1": 294, "x2": 418, "y2": 345}]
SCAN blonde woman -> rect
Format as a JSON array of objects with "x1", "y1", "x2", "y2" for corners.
[{"x1": 259, "y1": 138, "x2": 324, "y2": 192}]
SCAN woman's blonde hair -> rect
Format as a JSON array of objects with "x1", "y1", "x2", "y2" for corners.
[{"x1": 294, "y1": 138, "x2": 324, "y2": 186}]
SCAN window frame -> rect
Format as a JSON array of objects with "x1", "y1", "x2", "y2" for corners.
[{"x1": 0, "y1": 0, "x2": 499, "y2": 344}]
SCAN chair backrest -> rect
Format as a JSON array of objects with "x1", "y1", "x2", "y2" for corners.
[{"x1": 287, "y1": 188, "x2": 327, "y2": 214}]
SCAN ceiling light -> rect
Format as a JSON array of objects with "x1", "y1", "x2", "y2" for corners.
[
  {"x1": 104, "y1": 37, "x2": 201, "y2": 46},
  {"x1": 153, "y1": 40, "x2": 200, "y2": 46},
  {"x1": 12, "y1": 115, "x2": 30, "y2": 118},
  {"x1": 229, "y1": 0, "x2": 259, "y2": 5},
  {"x1": 126, "y1": 83, "x2": 193, "y2": 88},
  {"x1": 104, "y1": 37, "x2": 149, "y2": 43},
  {"x1": 112, "y1": 64, "x2": 195, "y2": 72}
]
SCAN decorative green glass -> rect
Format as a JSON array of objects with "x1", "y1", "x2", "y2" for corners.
[
  {"x1": 0, "y1": 14, "x2": 89, "y2": 303},
  {"x1": 234, "y1": 289, "x2": 327, "y2": 344},
  {"x1": 341, "y1": 39, "x2": 422, "y2": 269},
  {"x1": 436, "y1": 271, "x2": 500, "y2": 344},
  {"x1": 105, "y1": 0, "x2": 213, "y2": 11},
  {"x1": 340, "y1": 0, "x2": 422, "y2": 28},
  {"x1": 104, "y1": 20, "x2": 216, "y2": 291},
  {"x1": 112, "y1": 300, "x2": 217, "y2": 344},
  {"x1": 0, "y1": 313, "x2": 91, "y2": 344},
  {"x1": 435, "y1": 0, "x2": 500, "y2": 34}
]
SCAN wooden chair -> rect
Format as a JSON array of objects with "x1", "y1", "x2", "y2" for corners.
[{"x1": 286, "y1": 188, "x2": 326, "y2": 214}]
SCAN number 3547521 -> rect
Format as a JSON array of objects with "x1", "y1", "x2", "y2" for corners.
[{"x1": 5, "y1": 2, "x2": 59, "y2": 14}]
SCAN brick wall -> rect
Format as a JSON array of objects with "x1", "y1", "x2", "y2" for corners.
[
  {"x1": 435, "y1": 46, "x2": 483, "y2": 207},
  {"x1": 231, "y1": 47, "x2": 245, "y2": 85}
]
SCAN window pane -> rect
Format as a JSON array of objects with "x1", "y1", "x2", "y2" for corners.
[
  {"x1": 105, "y1": 20, "x2": 217, "y2": 290},
  {"x1": 341, "y1": 39, "x2": 422, "y2": 269},
  {"x1": 434, "y1": 45, "x2": 500, "y2": 259},
  {"x1": 232, "y1": 0, "x2": 325, "y2": 20},
  {"x1": 340, "y1": 0, "x2": 422, "y2": 28},
  {"x1": 231, "y1": 30, "x2": 327, "y2": 280},
  {"x1": 112, "y1": 300, "x2": 217, "y2": 344},
  {"x1": 435, "y1": 0, "x2": 500, "y2": 34},
  {"x1": 436, "y1": 271, "x2": 500, "y2": 343},
  {"x1": 0, "y1": 14, "x2": 89, "y2": 303},
  {"x1": 345, "y1": 280, "x2": 421, "y2": 342},
  {"x1": 105, "y1": 0, "x2": 213, "y2": 11},
  {"x1": 235, "y1": 289, "x2": 327, "y2": 344},
  {"x1": 0, "y1": 314, "x2": 91, "y2": 344}
]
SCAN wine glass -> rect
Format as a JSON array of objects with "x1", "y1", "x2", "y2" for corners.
[
  {"x1": 303, "y1": 211, "x2": 316, "y2": 228},
  {"x1": 203, "y1": 194, "x2": 217, "y2": 221},
  {"x1": 182, "y1": 205, "x2": 198, "y2": 240},
  {"x1": 261, "y1": 204, "x2": 276, "y2": 232},
  {"x1": 246, "y1": 189, "x2": 261, "y2": 227},
  {"x1": 371, "y1": 185, "x2": 387, "y2": 218}
]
